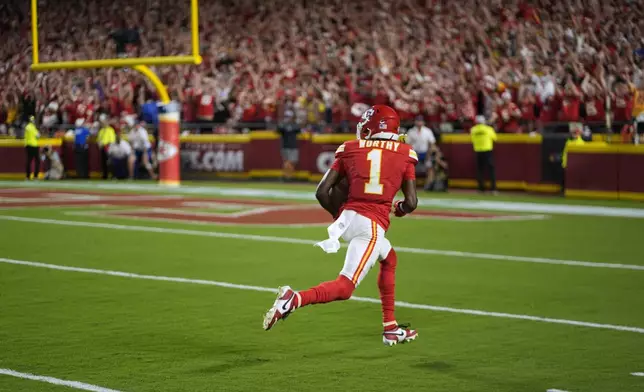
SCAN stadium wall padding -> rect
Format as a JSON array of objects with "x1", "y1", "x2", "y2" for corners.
[
  {"x1": 565, "y1": 144, "x2": 644, "y2": 200},
  {"x1": 1, "y1": 133, "x2": 643, "y2": 200},
  {"x1": 0, "y1": 138, "x2": 63, "y2": 179}
]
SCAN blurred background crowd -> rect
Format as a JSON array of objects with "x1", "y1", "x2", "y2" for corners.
[{"x1": 1, "y1": 0, "x2": 643, "y2": 137}]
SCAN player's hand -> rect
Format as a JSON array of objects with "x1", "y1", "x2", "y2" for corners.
[{"x1": 393, "y1": 200, "x2": 407, "y2": 217}]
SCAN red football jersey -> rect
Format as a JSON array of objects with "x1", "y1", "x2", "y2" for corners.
[
  {"x1": 559, "y1": 95, "x2": 581, "y2": 122},
  {"x1": 496, "y1": 103, "x2": 521, "y2": 133},
  {"x1": 584, "y1": 97, "x2": 605, "y2": 122},
  {"x1": 612, "y1": 95, "x2": 634, "y2": 121},
  {"x1": 196, "y1": 93, "x2": 215, "y2": 120},
  {"x1": 331, "y1": 139, "x2": 417, "y2": 231}
]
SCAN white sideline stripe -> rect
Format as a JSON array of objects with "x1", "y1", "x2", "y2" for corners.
[
  {"x1": 1, "y1": 215, "x2": 643, "y2": 271},
  {"x1": 0, "y1": 368, "x2": 122, "y2": 392},
  {"x1": 2, "y1": 257, "x2": 643, "y2": 335},
  {"x1": 632, "y1": 372, "x2": 644, "y2": 377},
  {"x1": 547, "y1": 389, "x2": 571, "y2": 392}
]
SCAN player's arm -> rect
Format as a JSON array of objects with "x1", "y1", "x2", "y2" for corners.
[
  {"x1": 315, "y1": 167, "x2": 342, "y2": 217},
  {"x1": 394, "y1": 149, "x2": 419, "y2": 217},
  {"x1": 488, "y1": 126, "x2": 497, "y2": 141},
  {"x1": 316, "y1": 143, "x2": 348, "y2": 217},
  {"x1": 394, "y1": 179, "x2": 418, "y2": 217}
]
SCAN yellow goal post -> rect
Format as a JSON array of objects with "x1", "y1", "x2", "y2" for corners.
[{"x1": 29, "y1": 0, "x2": 202, "y2": 104}]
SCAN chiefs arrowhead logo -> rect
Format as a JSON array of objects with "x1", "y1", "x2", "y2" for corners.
[{"x1": 157, "y1": 140, "x2": 178, "y2": 163}]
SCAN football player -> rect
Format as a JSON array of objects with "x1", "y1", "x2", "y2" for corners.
[{"x1": 263, "y1": 105, "x2": 419, "y2": 346}]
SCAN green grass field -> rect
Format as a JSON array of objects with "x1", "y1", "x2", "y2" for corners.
[{"x1": 0, "y1": 181, "x2": 643, "y2": 392}]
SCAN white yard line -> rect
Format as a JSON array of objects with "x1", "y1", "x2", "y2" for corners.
[
  {"x1": 62, "y1": 210, "x2": 327, "y2": 228},
  {"x1": 2, "y1": 181, "x2": 643, "y2": 218},
  {"x1": 0, "y1": 368, "x2": 122, "y2": 392},
  {"x1": 1, "y1": 215, "x2": 642, "y2": 271},
  {"x1": 1, "y1": 257, "x2": 643, "y2": 335},
  {"x1": 407, "y1": 214, "x2": 549, "y2": 222},
  {"x1": 632, "y1": 372, "x2": 644, "y2": 377},
  {"x1": 143, "y1": 204, "x2": 314, "y2": 219}
]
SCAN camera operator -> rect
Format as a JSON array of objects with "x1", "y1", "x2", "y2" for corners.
[
  {"x1": 425, "y1": 144, "x2": 449, "y2": 192},
  {"x1": 42, "y1": 145, "x2": 64, "y2": 180}
]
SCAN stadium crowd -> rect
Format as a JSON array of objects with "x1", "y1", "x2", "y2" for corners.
[{"x1": 1, "y1": 0, "x2": 643, "y2": 136}]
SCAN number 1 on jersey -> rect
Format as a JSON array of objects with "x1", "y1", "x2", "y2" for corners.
[{"x1": 364, "y1": 149, "x2": 384, "y2": 195}]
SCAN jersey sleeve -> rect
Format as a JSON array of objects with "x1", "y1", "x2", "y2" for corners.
[
  {"x1": 330, "y1": 158, "x2": 345, "y2": 176},
  {"x1": 330, "y1": 142, "x2": 348, "y2": 175},
  {"x1": 404, "y1": 147, "x2": 418, "y2": 180},
  {"x1": 408, "y1": 148, "x2": 419, "y2": 164},
  {"x1": 334, "y1": 142, "x2": 346, "y2": 158},
  {"x1": 403, "y1": 162, "x2": 416, "y2": 181}
]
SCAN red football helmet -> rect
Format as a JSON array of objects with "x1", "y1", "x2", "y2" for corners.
[{"x1": 356, "y1": 105, "x2": 401, "y2": 140}]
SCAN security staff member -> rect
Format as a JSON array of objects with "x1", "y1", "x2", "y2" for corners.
[
  {"x1": 470, "y1": 115, "x2": 497, "y2": 193},
  {"x1": 561, "y1": 129, "x2": 585, "y2": 193},
  {"x1": 24, "y1": 116, "x2": 40, "y2": 180},
  {"x1": 73, "y1": 118, "x2": 91, "y2": 179},
  {"x1": 277, "y1": 99, "x2": 301, "y2": 181},
  {"x1": 97, "y1": 115, "x2": 116, "y2": 179}
]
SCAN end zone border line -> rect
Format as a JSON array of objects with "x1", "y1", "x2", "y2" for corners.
[
  {"x1": 1, "y1": 257, "x2": 643, "y2": 335},
  {"x1": 63, "y1": 209, "x2": 328, "y2": 229},
  {"x1": 0, "y1": 215, "x2": 644, "y2": 271},
  {"x1": 0, "y1": 215, "x2": 642, "y2": 271},
  {"x1": 0, "y1": 368, "x2": 122, "y2": 392}
]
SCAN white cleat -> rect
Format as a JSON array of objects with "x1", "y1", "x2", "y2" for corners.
[
  {"x1": 263, "y1": 286, "x2": 300, "y2": 331},
  {"x1": 382, "y1": 325, "x2": 418, "y2": 346}
]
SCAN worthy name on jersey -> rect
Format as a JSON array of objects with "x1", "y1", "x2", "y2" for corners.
[{"x1": 336, "y1": 140, "x2": 418, "y2": 161}]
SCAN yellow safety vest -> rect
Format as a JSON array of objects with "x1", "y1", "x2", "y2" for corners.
[
  {"x1": 470, "y1": 124, "x2": 497, "y2": 152},
  {"x1": 24, "y1": 123, "x2": 40, "y2": 147},
  {"x1": 98, "y1": 126, "x2": 117, "y2": 146},
  {"x1": 562, "y1": 136, "x2": 585, "y2": 169}
]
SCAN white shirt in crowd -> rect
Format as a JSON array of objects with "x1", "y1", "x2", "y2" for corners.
[
  {"x1": 405, "y1": 125, "x2": 436, "y2": 154},
  {"x1": 108, "y1": 140, "x2": 133, "y2": 159},
  {"x1": 128, "y1": 125, "x2": 151, "y2": 151},
  {"x1": 41, "y1": 113, "x2": 58, "y2": 127}
]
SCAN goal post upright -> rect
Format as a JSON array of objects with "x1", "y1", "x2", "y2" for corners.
[
  {"x1": 30, "y1": 0, "x2": 202, "y2": 186},
  {"x1": 31, "y1": 0, "x2": 39, "y2": 65}
]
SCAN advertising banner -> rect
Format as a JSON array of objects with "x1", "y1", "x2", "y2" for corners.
[{"x1": 180, "y1": 141, "x2": 246, "y2": 179}]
